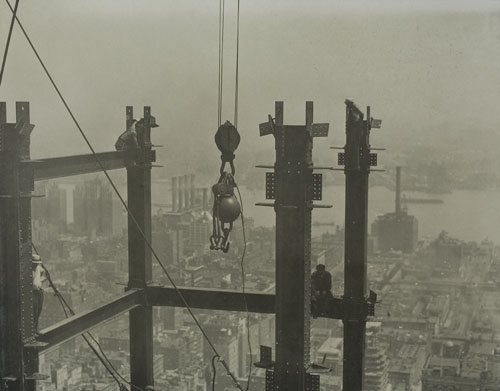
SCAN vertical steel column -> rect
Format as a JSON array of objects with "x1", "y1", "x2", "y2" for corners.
[
  {"x1": 259, "y1": 101, "x2": 329, "y2": 390},
  {"x1": 0, "y1": 102, "x2": 36, "y2": 391},
  {"x1": 342, "y1": 101, "x2": 371, "y2": 391},
  {"x1": 0, "y1": 101, "x2": 23, "y2": 391},
  {"x1": 127, "y1": 106, "x2": 154, "y2": 389},
  {"x1": 273, "y1": 102, "x2": 313, "y2": 391}
]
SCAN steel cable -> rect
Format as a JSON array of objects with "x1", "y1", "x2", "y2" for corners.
[
  {"x1": 2, "y1": 1, "x2": 244, "y2": 388},
  {"x1": 0, "y1": 0, "x2": 19, "y2": 89}
]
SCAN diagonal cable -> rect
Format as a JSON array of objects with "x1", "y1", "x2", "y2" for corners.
[
  {"x1": 5, "y1": 1, "x2": 244, "y2": 388},
  {"x1": 0, "y1": 0, "x2": 19, "y2": 88},
  {"x1": 33, "y1": 243, "x2": 142, "y2": 391}
]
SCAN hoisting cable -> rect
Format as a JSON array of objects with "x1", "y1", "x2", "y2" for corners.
[
  {"x1": 211, "y1": 1, "x2": 253, "y2": 389},
  {"x1": 0, "y1": 0, "x2": 19, "y2": 89},
  {"x1": 233, "y1": 0, "x2": 240, "y2": 129},
  {"x1": 217, "y1": 0, "x2": 225, "y2": 128},
  {"x1": 211, "y1": 0, "x2": 243, "y2": 253},
  {"x1": 31, "y1": 244, "x2": 143, "y2": 391},
  {"x1": 5, "y1": 1, "x2": 244, "y2": 388}
]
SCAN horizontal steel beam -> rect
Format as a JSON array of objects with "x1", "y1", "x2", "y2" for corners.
[
  {"x1": 26, "y1": 151, "x2": 127, "y2": 181},
  {"x1": 145, "y1": 286, "x2": 347, "y2": 319},
  {"x1": 38, "y1": 289, "x2": 144, "y2": 352},
  {"x1": 145, "y1": 285, "x2": 276, "y2": 314},
  {"x1": 37, "y1": 286, "x2": 345, "y2": 353}
]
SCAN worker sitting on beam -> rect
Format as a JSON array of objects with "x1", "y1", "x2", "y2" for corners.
[{"x1": 311, "y1": 264, "x2": 333, "y2": 318}]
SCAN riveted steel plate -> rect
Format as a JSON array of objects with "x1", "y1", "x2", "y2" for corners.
[
  {"x1": 260, "y1": 345, "x2": 272, "y2": 363},
  {"x1": 369, "y1": 153, "x2": 378, "y2": 167},
  {"x1": 311, "y1": 123, "x2": 329, "y2": 137},
  {"x1": 312, "y1": 173, "x2": 322, "y2": 201},
  {"x1": 266, "y1": 172, "x2": 275, "y2": 199},
  {"x1": 338, "y1": 152, "x2": 345, "y2": 166},
  {"x1": 265, "y1": 370, "x2": 275, "y2": 391},
  {"x1": 305, "y1": 374, "x2": 320, "y2": 391}
]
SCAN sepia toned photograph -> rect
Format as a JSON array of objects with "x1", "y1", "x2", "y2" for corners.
[{"x1": 1, "y1": 1, "x2": 500, "y2": 390}]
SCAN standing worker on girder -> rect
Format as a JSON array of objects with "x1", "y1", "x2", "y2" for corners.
[
  {"x1": 311, "y1": 264, "x2": 333, "y2": 317},
  {"x1": 32, "y1": 254, "x2": 45, "y2": 333}
]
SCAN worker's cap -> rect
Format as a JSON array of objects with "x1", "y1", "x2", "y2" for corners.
[
  {"x1": 32, "y1": 254, "x2": 42, "y2": 264},
  {"x1": 316, "y1": 264, "x2": 325, "y2": 271}
]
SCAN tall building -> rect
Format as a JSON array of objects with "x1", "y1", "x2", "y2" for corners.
[
  {"x1": 46, "y1": 182, "x2": 68, "y2": 233},
  {"x1": 32, "y1": 181, "x2": 68, "y2": 240},
  {"x1": 73, "y1": 178, "x2": 125, "y2": 238},
  {"x1": 188, "y1": 212, "x2": 212, "y2": 253},
  {"x1": 363, "y1": 322, "x2": 389, "y2": 391},
  {"x1": 372, "y1": 167, "x2": 418, "y2": 253},
  {"x1": 429, "y1": 231, "x2": 464, "y2": 273}
]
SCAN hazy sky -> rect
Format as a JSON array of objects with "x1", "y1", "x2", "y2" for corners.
[{"x1": 1, "y1": 0, "x2": 499, "y2": 176}]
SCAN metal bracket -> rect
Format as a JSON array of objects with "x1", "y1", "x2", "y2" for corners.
[
  {"x1": 305, "y1": 373, "x2": 320, "y2": 391},
  {"x1": 259, "y1": 115, "x2": 276, "y2": 136},
  {"x1": 369, "y1": 153, "x2": 378, "y2": 167},
  {"x1": 370, "y1": 118, "x2": 382, "y2": 128},
  {"x1": 266, "y1": 172, "x2": 275, "y2": 199},
  {"x1": 16, "y1": 121, "x2": 35, "y2": 138},
  {"x1": 265, "y1": 370, "x2": 275, "y2": 391},
  {"x1": 312, "y1": 173, "x2": 322, "y2": 201},
  {"x1": 312, "y1": 166, "x2": 334, "y2": 170},
  {"x1": 311, "y1": 123, "x2": 329, "y2": 137},
  {"x1": 255, "y1": 345, "x2": 275, "y2": 369},
  {"x1": 24, "y1": 373, "x2": 50, "y2": 381},
  {"x1": 307, "y1": 363, "x2": 331, "y2": 374},
  {"x1": 312, "y1": 204, "x2": 333, "y2": 209},
  {"x1": 338, "y1": 152, "x2": 345, "y2": 166},
  {"x1": 342, "y1": 290, "x2": 378, "y2": 319},
  {"x1": 24, "y1": 340, "x2": 48, "y2": 349},
  {"x1": 255, "y1": 202, "x2": 275, "y2": 207}
]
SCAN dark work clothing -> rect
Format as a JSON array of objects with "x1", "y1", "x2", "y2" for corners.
[
  {"x1": 311, "y1": 269, "x2": 332, "y2": 294},
  {"x1": 115, "y1": 128, "x2": 138, "y2": 151},
  {"x1": 311, "y1": 269, "x2": 333, "y2": 318},
  {"x1": 33, "y1": 288, "x2": 44, "y2": 331}
]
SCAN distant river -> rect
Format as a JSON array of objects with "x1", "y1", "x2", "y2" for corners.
[
  {"x1": 151, "y1": 184, "x2": 500, "y2": 245},
  {"x1": 62, "y1": 180, "x2": 500, "y2": 245}
]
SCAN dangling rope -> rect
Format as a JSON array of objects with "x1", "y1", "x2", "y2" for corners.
[
  {"x1": 0, "y1": 0, "x2": 20, "y2": 89},
  {"x1": 4, "y1": 1, "x2": 245, "y2": 388},
  {"x1": 31, "y1": 243, "x2": 141, "y2": 391}
]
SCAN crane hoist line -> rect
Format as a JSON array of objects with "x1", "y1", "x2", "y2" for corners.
[
  {"x1": 210, "y1": 0, "x2": 243, "y2": 253},
  {"x1": 0, "y1": 0, "x2": 250, "y2": 390}
]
